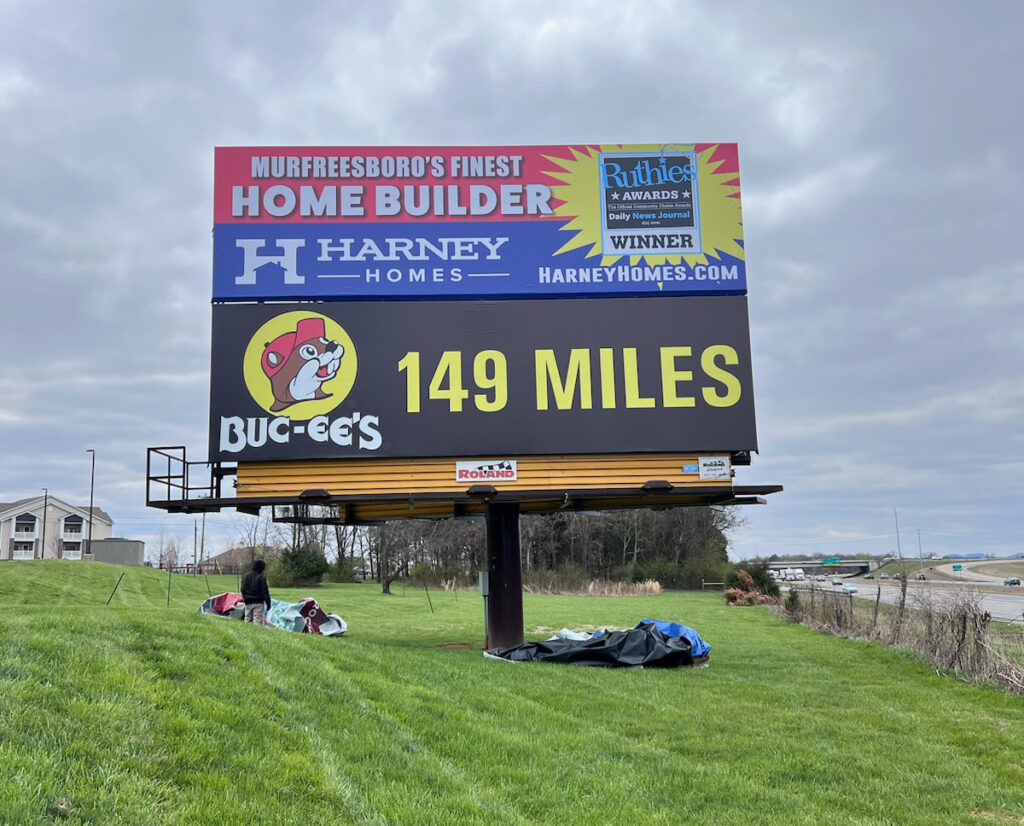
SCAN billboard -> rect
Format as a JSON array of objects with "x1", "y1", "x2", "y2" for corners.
[
  {"x1": 209, "y1": 296, "x2": 757, "y2": 463},
  {"x1": 212, "y1": 144, "x2": 746, "y2": 302}
]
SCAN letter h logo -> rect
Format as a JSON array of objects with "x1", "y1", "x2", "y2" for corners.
[{"x1": 235, "y1": 238, "x2": 306, "y2": 285}]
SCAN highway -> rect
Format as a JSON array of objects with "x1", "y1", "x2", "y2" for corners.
[{"x1": 797, "y1": 579, "x2": 1024, "y2": 623}]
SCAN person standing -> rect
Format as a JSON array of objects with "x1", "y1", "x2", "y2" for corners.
[{"x1": 241, "y1": 559, "x2": 272, "y2": 625}]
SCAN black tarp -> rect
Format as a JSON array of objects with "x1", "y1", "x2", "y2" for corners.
[{"x1": 484, "y1": 622, "x2": 703, "y2": 668}]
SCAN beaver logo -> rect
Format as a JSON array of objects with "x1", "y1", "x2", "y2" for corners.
[
  {"x1": 242, "y1": 311, "x2": 358, "y2": 420},
  {"x1": 261, "y1": 317, "x2": 344, "y2": 412}
]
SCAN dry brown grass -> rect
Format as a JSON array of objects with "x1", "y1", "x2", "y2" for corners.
[
  {"x1": 780, "y1": 584, "x2": 1024, "y2": 694},
  {"x1": 522, "y1": 579, "x2": 662, "y2": 596}
]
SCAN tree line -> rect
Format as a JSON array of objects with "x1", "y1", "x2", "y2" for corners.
[{"x1": 224, "y1": 505, "x2": 740, "y2": 591}]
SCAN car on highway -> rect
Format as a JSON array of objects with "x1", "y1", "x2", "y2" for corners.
[
  {"x1": 1005, "y1": 577, "x2": 1021, "y2": 586},
  {"x1": 842, "y1": 584, "x2": 858, "y2": 594},
  {"x1": 832, "y1": 578, "x2": 843, "y2": 586},
  {"x1": 915, "y1": 573, "x2": 926, "y2": 581},
  {"x1": 880, "y1": 573, "x2": 890, "y2": 579},
  {"x1": 864, "y1": 573, "x2": 874, "y2": 579},
  {"x1": 892, "y1": 573, "x2": 904, "y2": 580},
  {"x1": 815, "y1": 575, "x2": 826, "y2": 582}
]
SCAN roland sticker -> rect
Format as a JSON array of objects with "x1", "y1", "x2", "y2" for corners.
[{"x1": 456, "y1": 459, "x2": 518, "y2": 482}]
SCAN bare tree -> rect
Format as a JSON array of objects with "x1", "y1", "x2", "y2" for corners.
[
  {"x1": 233, "y1": 508, "x2": 272, "y2": 554},
  {"x1": 46, "y1": 531, "x2": 65, "y2": 560},
  {"x1": 159, "y1": 538, "x2": 181, "y2": 570},
  {"x1": 368, "y1": 520, "x2": 410, "y2": 594}
]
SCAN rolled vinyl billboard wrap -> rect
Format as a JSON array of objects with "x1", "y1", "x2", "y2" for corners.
[
  {"x1": 209, "y1": 296, "x2": 757, "y2": 463},
  {"x1": 213, "y1": 144, "x2": 746, "y2": 301}
]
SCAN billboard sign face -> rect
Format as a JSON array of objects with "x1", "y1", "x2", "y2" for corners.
[
  {"x1": 212, "y1": 144, "x2": 746, "y2": 301},
  {"x1": 209, "y1": 296, "x2": 757, "y2": 462}
]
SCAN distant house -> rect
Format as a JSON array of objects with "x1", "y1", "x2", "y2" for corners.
[
  {"x1": 198, "y1": 545, "x2": 279, "y2": 575},
  {"x1": 0, "y1": 495, "x2": 113, "y2": 561}
]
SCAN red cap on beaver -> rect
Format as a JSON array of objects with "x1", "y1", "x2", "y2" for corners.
[{"x1": 261, "y1": 317, "x2": 327, "y2": 378}]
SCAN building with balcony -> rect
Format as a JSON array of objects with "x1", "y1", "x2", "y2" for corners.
[{"x1": 0, "y1": 495, "x2": 113, "y2": 560}]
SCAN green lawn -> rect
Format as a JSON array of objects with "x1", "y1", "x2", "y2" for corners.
[{"x1": 1, "y1": 561, "x2": 1022, "y2": 825}]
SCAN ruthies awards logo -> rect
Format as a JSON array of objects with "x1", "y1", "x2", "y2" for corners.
[{"x1": 219, "y1": 311, "x2": 382, "y2": 453}]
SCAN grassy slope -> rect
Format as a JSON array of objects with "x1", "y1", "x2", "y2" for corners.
[
  {"x1": 0, "y1": 562, "x2": 1021, "y2": 825},
  {"x1": 872, "y1": 560, "x2": 935, "y2": 577},
  {"x1": 970, "y1": 561, "x2": 1024, "y2": 579},
  {"x1": 873, "y1": 560, "x2": 1024, "y2": 580}
]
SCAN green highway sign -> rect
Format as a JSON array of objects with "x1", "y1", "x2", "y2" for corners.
[
  {"x1": 952, "y1": 564, "x2": 963, "y2": 571},
  {"x1": 823, "y1": 557, "x2": 841, "y2": 565}
]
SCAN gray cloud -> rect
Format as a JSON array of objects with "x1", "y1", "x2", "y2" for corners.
[{"x1": 1, "y1": 0, "x2": 1021, "y2": 559}]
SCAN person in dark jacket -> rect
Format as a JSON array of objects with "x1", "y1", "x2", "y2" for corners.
[{"x1": 240, "y1": 559, "x2": 272, "y2": 625}]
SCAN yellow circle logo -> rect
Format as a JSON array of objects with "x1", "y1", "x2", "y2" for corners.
[{"x1": 243, "y1": 312, "x2": 357, "y2": 420}]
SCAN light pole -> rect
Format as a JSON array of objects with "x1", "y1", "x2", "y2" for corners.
[
  {"x1": 40, "y1": 487, "x2": 48, "y2": 560},
  {"x1": 86, "y1": 449, "x2": 95, "y2": 559}
]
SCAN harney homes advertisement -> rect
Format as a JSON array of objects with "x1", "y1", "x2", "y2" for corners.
[{"x1": 212, "y1": 144, "x2": 746, "y2": 302}]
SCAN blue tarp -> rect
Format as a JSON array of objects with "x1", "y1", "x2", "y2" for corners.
[{"x1": 639, "y1": 618, "x2": 711, "y2": 658}]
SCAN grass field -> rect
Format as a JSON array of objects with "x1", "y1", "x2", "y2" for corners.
[{"x1": 1, "y1": 561, "x2": 1023, "y2": 825}]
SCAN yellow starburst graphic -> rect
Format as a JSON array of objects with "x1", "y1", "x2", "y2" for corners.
[{"x1": 543, "y1": 143, "x2": 745, "y2": 268}]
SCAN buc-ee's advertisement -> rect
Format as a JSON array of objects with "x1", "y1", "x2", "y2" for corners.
[
  {"x1": 213, "y1": 144, "x2": 746, "y2": 302},
  {"x1": 208, "y1": 296, "x2": 758, "y2": 462}
]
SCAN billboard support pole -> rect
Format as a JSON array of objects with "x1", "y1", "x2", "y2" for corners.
[{"x1": 484, "y1": 501, "x2": 524, "y2": 649}]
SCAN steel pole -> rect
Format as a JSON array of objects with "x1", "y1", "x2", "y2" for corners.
[{"x1": 484, "y1": 501, "x2": 524, "y2": 649}]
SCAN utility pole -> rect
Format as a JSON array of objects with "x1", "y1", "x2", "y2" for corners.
[
  {"x1": 200, "y1": 513, "x2": 206, "y2": 573},
  {"x1": 917, "y1": 528, "x2": 924, "y2": 572},
  {"x1": 40, "y1": 488, "x2": 48, "y2": 560},
  {"x1": 893, "y1": 508, "x2": 903, "y2": 563},
  {"x1": 193, "y1": 518, "x2": 198, "y2": 576}
]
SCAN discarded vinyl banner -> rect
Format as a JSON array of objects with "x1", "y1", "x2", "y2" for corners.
[{"x1": 484, "y1": 622, "x2": 706, "y2": 668}]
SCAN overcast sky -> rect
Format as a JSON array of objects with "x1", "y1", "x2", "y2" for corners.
[{"x1": 1, "y1": 1, "x2": 1021, "y2": 562}]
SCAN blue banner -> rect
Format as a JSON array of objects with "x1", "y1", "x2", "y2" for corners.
[{"x1": 212, "y1": 222, "x2": 747, "y2": 302}]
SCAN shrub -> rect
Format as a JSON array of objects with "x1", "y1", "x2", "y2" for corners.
[
  {"x1": 405, "y1": 563, "x2": 471, "y2": 588},
  {"x1": 679, "y1": 556, "x2": 730, "y2": 589},
  {"x1": 634, "y1": 559, "x2": 685, "y2": 590},
  {"x1": 325, "y1": 560, "x2": 358, "y2": 583},
  {"x1": 522, "y1": 563, "x2": 588, "y2": 593},
  {"x1": 745, "y1": 561, "x2": 781, "y2": 598},
  {"x1": 725, "y1": 561, "x2": 780, "y2": 599},
  {"x1": 267, "y1": 544, "x2": 329, "y2": 588},
  {"x1": 723, "y1": 562, "x2": 781, "y2": 607},
  {"x1": 784, "y1": 587, "x2": 801, "y2": 616}
]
